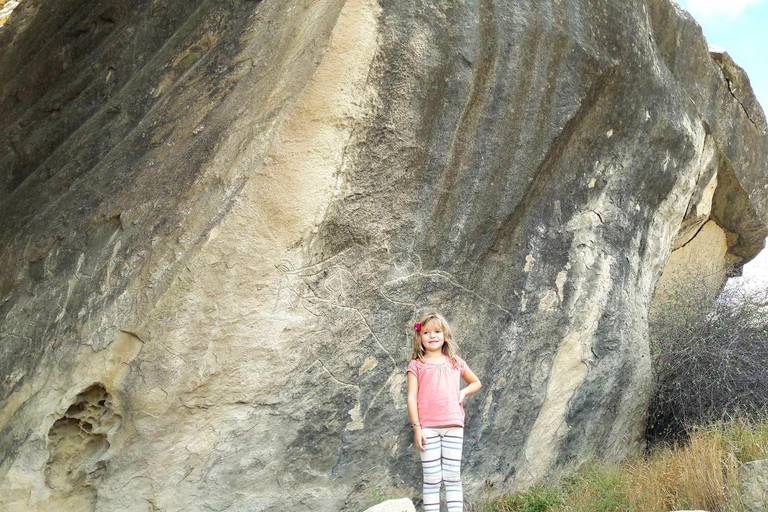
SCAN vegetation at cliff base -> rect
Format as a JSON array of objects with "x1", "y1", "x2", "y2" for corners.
[
  {"x1": 481, "y1": 417, "x2": 768, "y2": 512},
  {"x1": 483, "y1": 281, "x2": 768, "y2": 512}
]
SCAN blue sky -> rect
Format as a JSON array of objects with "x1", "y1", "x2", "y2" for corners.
[
  {"x1": 677, "y1": 0, "x2": 768, "y2": 289},
  {"x1": 676, "y1": 0, "x2": 768, "y2": 114}
]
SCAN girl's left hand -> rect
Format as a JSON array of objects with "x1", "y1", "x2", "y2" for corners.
[{"x1": 459, "y1": 389, "x2": 467, "y2": 404}]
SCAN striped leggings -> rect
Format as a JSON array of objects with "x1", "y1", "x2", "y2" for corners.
[{"x1": 419, "y1": 427, "x2": 463, "y2": 512}]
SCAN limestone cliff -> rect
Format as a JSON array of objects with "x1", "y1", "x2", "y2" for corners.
[{"x1": 0, "y1": 0, "x2": 766, "y2": 511}]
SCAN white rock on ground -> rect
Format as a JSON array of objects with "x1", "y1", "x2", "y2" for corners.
[{"x1": 362, "y1": 498, "x2": 416, "y2": 512}]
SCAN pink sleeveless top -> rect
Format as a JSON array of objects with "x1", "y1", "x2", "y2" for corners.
[{"x1": 406, "y1": 355, "x2": 467, "y2": 427}]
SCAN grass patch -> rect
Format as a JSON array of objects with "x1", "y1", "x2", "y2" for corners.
[
  {"x1": 482, "y1": 417, "x2": 768, "y2": 512},
  {"x1": 560, "y1": 463, "x2": 629, "y2": 512},
  {"x1": 482, "y1": 485, "x2": 563, "y2": 512}
]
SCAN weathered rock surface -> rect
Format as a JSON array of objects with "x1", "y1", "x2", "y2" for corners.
[
  {"x1": 0, "y1": 0, "x2": 767, "y2": 511},
  {"x1": 739, "y1": 459, "x2": 768, "y2": 512}
]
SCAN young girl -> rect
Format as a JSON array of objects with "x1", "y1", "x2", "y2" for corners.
[{"x1": 406, "y1": 312, "x2": 481, "y2": 512}]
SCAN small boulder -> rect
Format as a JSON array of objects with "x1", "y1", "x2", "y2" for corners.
[
  {"x1": 739, "y1": 459, "x2": 768, "y2": 512},
  {"x1": 362, "y1": 498, "x2": 416, "y2": 512}
]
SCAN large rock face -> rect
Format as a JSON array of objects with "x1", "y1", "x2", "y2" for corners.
[{"x1": 1, "y1": 0, "x2": 767, "y2": 510}]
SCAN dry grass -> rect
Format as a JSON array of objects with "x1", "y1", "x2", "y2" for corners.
[
  {"x1": 623, "y1": 432, "x2": 740, "y2": 511},
  {"x1": 709, "y1": 416, "x2": 768, "y2": 464},
  {"x1": 482, "y1": 417, "x2": 768, "y2": 512}
]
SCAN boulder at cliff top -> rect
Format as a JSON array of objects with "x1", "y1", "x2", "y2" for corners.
[{"x1": 0, "y1": 0, "x2": 767, "y2": 511}]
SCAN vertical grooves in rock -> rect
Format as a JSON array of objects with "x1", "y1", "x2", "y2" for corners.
[
  {"x1": 485, "y1": 65, "x2": 616, "y2": 259},
  {"x1": 1, "y1": 0, "x2": 216, "y2": 208},
  {"x1": 428, "y1": 0, "x2": 498, "y2": 253},
  {"x1": 466, "y1": 5, "x2": 574, "y2": 276}
]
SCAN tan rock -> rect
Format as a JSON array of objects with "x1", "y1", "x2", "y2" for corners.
[{"x1": 653, "y1": 219, "x2": 730, "y2": 305}]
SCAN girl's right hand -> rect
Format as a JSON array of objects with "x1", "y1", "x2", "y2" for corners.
[{"x1": 414, "y1": 427, "x2": 428, "y2": 451}]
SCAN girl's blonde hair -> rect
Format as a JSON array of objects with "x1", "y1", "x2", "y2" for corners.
[{"x1": 410, "y1": 312, "x2": 459, "y2": 367}]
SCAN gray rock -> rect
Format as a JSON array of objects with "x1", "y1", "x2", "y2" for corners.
[
  {"x1": 739, "y1": 459, "x2": 768, "y2": 512},
  {"x1": 0, "y1": 0, "x2": 766, "y2": 511}
]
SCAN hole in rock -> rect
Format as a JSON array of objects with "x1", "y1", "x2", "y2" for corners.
[
  {"x1": 66, "y1": 402, "x2": 85, "y2": 416},
  {"x1": 45, "y1": 384, "x2": 121, "y2": 508}
]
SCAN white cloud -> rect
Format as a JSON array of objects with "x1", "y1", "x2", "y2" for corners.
[{"x1": 678, "y1": 0, "x2": 766, "y2": 22}]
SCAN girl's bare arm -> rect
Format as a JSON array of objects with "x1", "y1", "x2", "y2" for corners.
[
  {"x1": 459, "y1": 367, "x2": 482, "y2": 403},
  {"x1": 407, "y1": 372, "x2": 427, "y2": 451}
]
